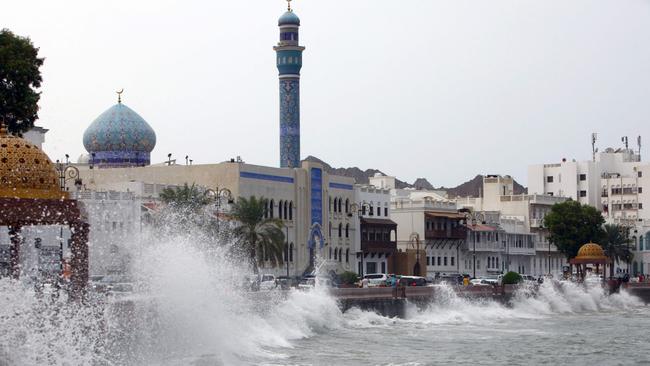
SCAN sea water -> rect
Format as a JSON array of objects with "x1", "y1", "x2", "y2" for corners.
[{"x1": 0, "y1": 233, "x2": 647, "y2": 366}]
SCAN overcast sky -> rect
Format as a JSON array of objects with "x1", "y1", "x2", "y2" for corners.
[{"x1": 5, "y1": 0, "x2": 650, "y2": 187}]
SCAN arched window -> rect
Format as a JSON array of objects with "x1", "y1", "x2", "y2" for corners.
[
  {"x1": 278, "y1": 200, "x2": 283, "y2": 218},
  {"x1": 264, "y1": 200, "x2": 269, "y2": 218},
  {"x1": 338, "y1": 223, "x2": 342, "y2": 237},
  {"x1": 345, "y1": 199, "x2": 349, "y2": 213},
  {"x1": 338, "y1": 248, "x2": 342, "y2": 262},
  {"x1": 284, "y1": 201, "x2": 289, "y2": 220},
  {"x1": 346, "y1": 249, "x2": 349, "y2": 263},
  {"x1": 362, "y1": 203, "x2": 367, "y2": 215},
  {"x1": 329, "y1": 196, "x2": 332, "y2": 212},
  {"x1": 369, "y1": 204, "x2": 374, "y2": 216},
  {"x1": 640, "y1": 235, "x2": 645, "y2": 251},
  {"x1": 289, "y1": 243, "x2": 294, "y2": 262},
  {"x1": 329, "y1": 222, "x2": 332, "y2": 237},
  {"x1": 329, "y1": 247, "x2": 332, "y2": 259},
  {"x1": 345, "y1": 223, "x2": 349, "y2": 238},
  {"x1": 338, "y1": 198, "x2": 342, "y2": 213},
  {"x1": 496, "y1": 257, "x2": 499, "y2": 268},
  {"x1": 289, "y1": 201, "x2": 293, "y2": 220},
  {"x1": 269, "y1": 200, "x2": 274, "y2": 218},
  {"x1": 334, "y1": 247, "x2": 338, "y2": 260}
]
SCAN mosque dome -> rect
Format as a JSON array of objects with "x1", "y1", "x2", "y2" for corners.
[
  {"x1": 278, "y1": 11, "x2": 300, "y2": 26},
  {"x1": 0, "y1": 125, "x2": 66, "y2": 199},
  {"x1": 83, "y1": 100, "x2": 156, "y2": 168},
  {"x1": 575, "y1": 243, "x2": 606, "y2": 260}
]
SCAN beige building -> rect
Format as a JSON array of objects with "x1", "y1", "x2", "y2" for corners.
[{"x1": 76, "y1": 160, "x2": 356, "y2": 277}]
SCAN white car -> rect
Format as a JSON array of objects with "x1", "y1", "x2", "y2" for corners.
[
  {"x1": 259, "y1": 274, "x2": 277, "y2": 290},
  {"x1": 363, "y1": 273, "x2": 388, "y2": 287}
]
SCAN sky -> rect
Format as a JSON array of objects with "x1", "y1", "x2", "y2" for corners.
[{"x1": 4, "y1": 0, "x2": 650, "y2": 187}]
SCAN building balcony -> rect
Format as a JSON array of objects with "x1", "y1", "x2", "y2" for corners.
[
  {"x1": 462, "y1": 241, "x2": 505, "y2": 252},
  {"x1": 506, "y1": 246, "x2": 536, "y2": 256},
  {"x1": 361, "y1": 240, "x2": 397, "y2": 253},
  {"x1": 425, "y1": 229, "x2": 466, "y2": 240},
  {"x1": 530, "y1": 218, "x2": 545, "y2": 228}
]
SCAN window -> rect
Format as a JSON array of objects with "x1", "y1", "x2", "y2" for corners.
[
  {"x1": 345, "y1": 249, "x2": 349, "y2": 263},
  {"x1": 381, "y1": 262, "x2": 386, "y2": 274},
  {"x1": 329, "y1": 222, "x2": 332, "y2": 237},
  {"x1": 579, "y1": 174, "x2": 587, "y2": 181},
  {"x1": 339, "y1": 249, "x2": 343, "y2": 262},
  {"x1": 269, "y1": 200, "x2": 274, "y2": 218},
  {"x1": 345, "y1": 199, "x2": 349, "y2": 213},
  {"x1": 329, "y1": 196, "x2": 332, "y2": 212},
  {"x1": 496, "y1": 257, "x2": 499, "y2": 268},
  {"x1": 366, "y1": 262, "x2": 377, "y2": 274},
  {"x1": 329, "y1": 247, "x2": 332, "y2": 259},
  {"x1": 361, "y1": 205, "x2": 366, "y2": 215},
  {"x1": 639, "y1": 203, "x2": 643, "y2": 210},
  {"x1": 579, "y1": 190, "x2": 587, "y2": 197},
  {"x1": 437, "y1": 257, "x2": 441, "y2": 266},
  {"x1": 639, "y1": 187, "x2": 643, "y2": 194},
  {"x1": 547, "y1": 176, "x2": 554, "y2": 183},
  {"x1": 284, "y1": 244, "x2": 288, "y2": 261},
  {"x1": 451, "y1": 257, "x2": 455, "y2": 266},
  {"x1": 338, "y1": 223, "x2": 342, "y2": 237},
  {"x1": 369, "y1": 205, "x2": 374, "y2": 216},
  {"x1": 384, "y1": 207, "x2": 388, "y2": 217},
  {"x1": 639, "y1": 171, "x2": 643, "y2": 178},
  {"x1": 289, "y1": 202, "x2": 293, "y2": 220},
  {"x1": 334, "y1": 248, "x2": 338, "y2": 260},
  {"x1": 444, "y1": 257, "x2": 448, "y2": 266},
  {"x1": 377, "y1": 207, "x2": 381, "y2": 216}
]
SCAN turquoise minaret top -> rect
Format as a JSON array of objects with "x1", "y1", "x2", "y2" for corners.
[{"x1": 274, "y1": 1, "x2": 305, "y2": 168}]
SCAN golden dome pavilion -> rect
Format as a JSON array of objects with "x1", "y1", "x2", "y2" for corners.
[
  {"x1": 0, "y1": 125, "x2": 67, "y2": 199},
  {"x1": 575, "y1": 243, "x2": 607, "y2": 261}
]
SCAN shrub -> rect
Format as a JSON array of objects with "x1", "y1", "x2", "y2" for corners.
[
  {"x1": 502, "y1": 271, "x2": 522, "y2": 285},
  {"x1": 339, "y1": 271, "x2": 359, "y2": 285}
]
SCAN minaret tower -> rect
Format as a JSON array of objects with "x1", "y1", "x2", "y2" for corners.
[{"x1": 274, "y1": 0, "x2": 305, "y2": 168}]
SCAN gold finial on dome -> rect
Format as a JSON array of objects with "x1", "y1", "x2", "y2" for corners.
[
  {"x1": 116, "y1": 88, "x2": 124, "y2": 104},
  {"x1": 287, "y1": 0, "x2": 292, "y2": 12}
]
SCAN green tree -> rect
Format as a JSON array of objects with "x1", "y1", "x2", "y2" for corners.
[
  {"x1": 544, "y1": 200, "x2": 605, "y2": 259},
  {"x1": 230, "y1": 196, "x2": 285, "y2": 274},
  {"x1": 602, "y1": 224, "x2": 634, "y2": 277},
  {"x1": 159, "y1": 183, "x2": 211, "y2": 210},
  {"x1": 0, "y1": 29, "x2": 44, "y2": 134}
]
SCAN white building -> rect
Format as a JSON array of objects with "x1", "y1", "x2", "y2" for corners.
[
  {"x1": 457, "y1": 175, "x2": 568, "y2": 277},
  {"x1": 76, "y1": 160, "x2": 357, "y2": 277},
  {"x1": 529, "y1": 145, "x2": 650, "y2": 275},
  {"x1": 353, "y1": 182, "x2": 396, "y2": 275}
]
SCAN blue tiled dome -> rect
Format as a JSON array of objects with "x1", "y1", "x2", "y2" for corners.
[
  {"x1": 83, "y1": 102, "x2": 156, "y2": 167},
  {"x1": 278, "y1": 11, "x2": 300, "y2": 26}
]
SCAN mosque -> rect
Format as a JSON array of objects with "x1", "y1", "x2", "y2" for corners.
[{"x1": 71, "y1": 3, "x2": 366, "y2": 277}]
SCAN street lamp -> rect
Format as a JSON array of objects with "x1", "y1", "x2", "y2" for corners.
[
  {"x1": 55, "y1": 158, "x2": 81, "y2": 191},
  {"x1": 205, "y1": 187, "x2": 233, "y2": 232},
  {"x1": 461, "y1": 208, "x2": 485, "y2": 278}
]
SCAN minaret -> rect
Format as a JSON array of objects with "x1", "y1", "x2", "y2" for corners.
[{"x1": 274, "y1": 0, "x2": 305, "y2": 168}]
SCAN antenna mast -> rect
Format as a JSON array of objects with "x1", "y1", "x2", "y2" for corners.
[
  {"x1": 592, "y1": 133, "x2": 597, "y2": 162},
  {"x1": 622, "y1": 136, "x2": 629, "y2": 150},
  {"x1": 638, "y1": 136, "x2": 642, "y2": 161}
]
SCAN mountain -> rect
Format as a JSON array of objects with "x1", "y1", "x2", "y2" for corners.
[{"x1": 302, "y1": 156, "x2": 527, "y2": 197}]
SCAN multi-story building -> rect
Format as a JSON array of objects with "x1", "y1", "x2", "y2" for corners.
[
  {"x1": 353, "y1": 182, "x2": 396, "y2": 276},
  {"x1": 529, "y1": 145, "x2": 650, "y2": 274},
  {"x1": 457, "y1": 175, "x2": 568, "y2": 277}
]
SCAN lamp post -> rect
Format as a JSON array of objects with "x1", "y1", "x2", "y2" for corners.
[
  {"x1": 349, "y1": 202, "x2": 371, "y2": 277},
  {"x1": 55, "y1": 157, "x2": 81, "y2": 275},
  {"x1": 462, "y1": 209, "x2": 485, "y2": 278},
  {"x1": 204, "y1": 187, "x2": 233, "y2": 233}
]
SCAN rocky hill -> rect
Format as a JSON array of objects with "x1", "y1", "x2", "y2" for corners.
[{"x1": 302, "y1": 156, "x2": 527, "y2": 197}]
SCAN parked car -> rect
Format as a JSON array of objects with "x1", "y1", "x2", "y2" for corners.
[
  {"x1": 363, "y1": 273, "x2": 388, "y2": 287},
  {"x1": 298, "y1": 276, "x2": 333, "y2": 290},
  {"x1": 438, "y1": 274, "x2": 464, "y2": 285},
  {"x1": 521, "y1": 275, "x2": 538, "y2": 284},
  {"x1": 259, "y1": 274, "x2": 277, "y2": 290},
  {"x1": 481, "y1": 275, "x2": 500, "y2": 285},
  {"x1": 399, "y1": 276, "x2": 427, "y2": 287},
  {"x1": 470, "y1": 278, "x2": 489, "y2": 286}
]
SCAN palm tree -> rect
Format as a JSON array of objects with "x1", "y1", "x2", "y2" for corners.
[
  {"x1": 159, "y1": 183, "x2": 211, "y2": 210},
  {"x1": 230, "y1": 196, "x2": 285, "y2": 274},
  {"x1": 602, "y1": 224, "x2": 634, "y2": 277}
]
